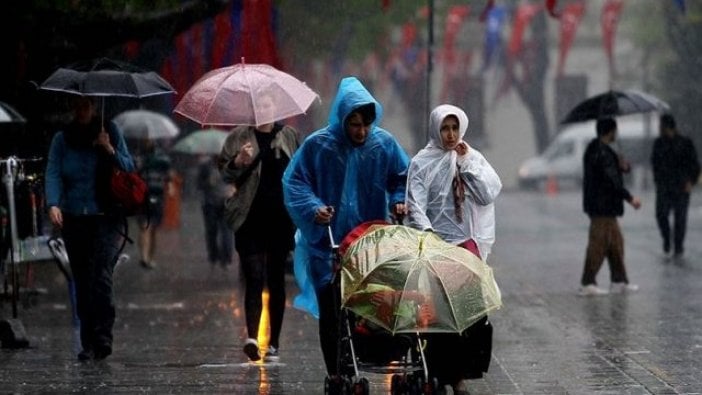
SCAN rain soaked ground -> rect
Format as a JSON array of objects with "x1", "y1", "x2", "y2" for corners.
[{"x1": 1, "y1": 189, "x2": 702, "y2": 394}]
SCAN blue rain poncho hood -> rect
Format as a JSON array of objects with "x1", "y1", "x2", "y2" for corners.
[
  {"x1": 283, "y1": 77, "x2": 409, "y2": 316},
  {"x1": 406, "y1": 104, "x2": 502, "y2": 259}
]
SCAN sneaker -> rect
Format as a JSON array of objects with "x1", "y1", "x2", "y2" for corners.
[
  {"x1": 578, "y1": 284, "x2": 608, "y2": 296},
  {"x1": 140, "y1": 260, "x2": 156, "y2": 270},
  {"x1": 610, "y1": 282, "x2": 639, "y2": 294},
  {"x1": 263, "y1": 346, "x2": 280, "y2": 363},
  {"x1": 77, "y1": 348, "x2": 94, "y2": 361},
  {"x1": 243, "y1": 338, "x2": 261, "y2": 362},
  {"x1": 93, "y1": 343, "x2": 112, "y2": 361}
]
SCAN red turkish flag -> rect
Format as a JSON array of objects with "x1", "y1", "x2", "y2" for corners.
[
  {"x1": 546, "y1": 0, "x2": 560, "y2": 18},
  {"x1": 241, "y1": 0, "x2": 281, "y2": 68},
  {"x1": 382, "y1": 0, "x2": 390, "y2": 13},
  {"x1": 508, "y1": 3, "x2": 542, "y2": 58},
  {"x1": 557, "y1": 1, "x2": 585, "y2": 75},
  {"x1": 601, "y1": 0, "x2": 624, "y2": 74}
]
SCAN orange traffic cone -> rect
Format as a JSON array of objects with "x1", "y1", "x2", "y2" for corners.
[{"x1": 545, "y1": 175, "x2": 559, "y2": 196}]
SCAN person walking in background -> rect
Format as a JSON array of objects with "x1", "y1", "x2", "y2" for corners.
[
  {"x1": 650, "y1": 113, "x2": 700, "y2": 259},
  {"x1": 134, "y1": 139, "x2": 172, "y2": 269},
  {"x1": 282, "y1": 76, "x2": 409, "y2": 385},
  {"x1": 579, "y1": 117, "x2": 642, "y2": 296},
  {"x1": 45, "y1": 96, "x2": 135, "y2": 361},
  {"x1": 405, "y1": 104, "x2": 501, "y2": 394},
  {"x1": 196, "y1": 154, "x2": 233, "y2": 270},
  {"x1": 218, "y1": 94, "x2": 299, "y2": 363}
]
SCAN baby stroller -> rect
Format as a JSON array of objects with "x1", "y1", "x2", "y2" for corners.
[{"x1": 324, "y1": 222, "x2": 502, "y2": 395}]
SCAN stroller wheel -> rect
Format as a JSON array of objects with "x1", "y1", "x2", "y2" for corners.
[
  {"x1": 390, "y1": 374, "x2": 406, "y2": 395},
  {"x1": 325, "y1": 375, "x2": 352, "y2": 395},
  {"x1": 352, "y1": 377, "x2": 369, "y2": 395}
]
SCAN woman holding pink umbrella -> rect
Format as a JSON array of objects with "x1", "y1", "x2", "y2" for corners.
[{"x1": 217, "y1": 92, "x2": 299, "y2": 363}]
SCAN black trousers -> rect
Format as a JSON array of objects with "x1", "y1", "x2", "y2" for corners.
[
  {"x1": 655, "y1": 190, "x2": 690, "y2": 254},
  {"x1": 62, "y1": 214, "x2": 121, "y2": 353},
  {"x1": 316, "y1": 281, "x2": 342, "y2": 376},
  {"x1": 239, "y1": 250, "x2": 287, "y2": 349}
]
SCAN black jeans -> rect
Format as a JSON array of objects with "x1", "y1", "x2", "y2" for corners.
[
  {"x1": 655, "y1": 190, "x2": 690, "y2": 254},
  {"x1": 240, "y1": 250, "x2": 287, "y2": 349},
  {"x1": 62, "y1": 214, "x2": 122, "y2": 353}
]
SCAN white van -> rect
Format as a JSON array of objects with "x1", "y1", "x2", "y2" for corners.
[{"x1": 517, "y1": 114, "x2": 659, "y2": 190}]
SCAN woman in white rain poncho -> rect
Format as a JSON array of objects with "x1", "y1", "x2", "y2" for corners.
[
  {"x1": 406, "y1": 104, "x2": 502, "y2": 260},
  {"x1": 405, "y1": 104, "x2": 502, "y2": 392}
]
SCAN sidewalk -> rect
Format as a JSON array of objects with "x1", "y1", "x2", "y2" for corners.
[{"x1": 1, "y1": 191, "x2": 702, "y2": 394}]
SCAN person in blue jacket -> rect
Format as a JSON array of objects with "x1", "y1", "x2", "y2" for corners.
[
  {"x1": 283, "y1": 76, "x2": 409, "y2": 381},
  {"x1": 45, "y1": 96, "x2": 135, "y2": 361}
]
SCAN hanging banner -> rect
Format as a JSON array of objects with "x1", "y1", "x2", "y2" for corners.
[
  {"x1": 674, "y1": 0, "x2": 686, "y2": 14},
  {"x1": 440, "y1": 5, "x2": 470, "y2": 102},
  {"x1": 482, "y1": 4, "x2": 506, "y2": 71},
  {"x1": 382, "y1": 0, "x2": 391, "y2": 13},
  {"x1": 546, "y1": 0, "x2": 560, "y2": 18},
  {"x1": 442, "y1": 5, "x2": 470, "y2": 65},
  {"x1": 601, "y1": 0, "x2": 624, "y2": 75},
  {"x1": 242, "y1": 0, "x2": 280, "y2": 68},
  {"x1": 508, "y1": 3, "x2": 542, "y2": 58},
  {"x1": 557, "y1": 1, "x2": 586, "y2": 75},
  {"x1": 479, "y1": 0, "x2": 495, "y2": 23}
]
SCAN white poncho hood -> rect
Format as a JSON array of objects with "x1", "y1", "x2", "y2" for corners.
[{"x1": 406, "y1": 104, "x2": 502, "y2": 258}]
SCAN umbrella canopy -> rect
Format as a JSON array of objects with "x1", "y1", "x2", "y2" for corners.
[
  {"x1": 113, "y1": 110, "x2": 180, "y2": 140},
  {"x1": 174, "y1": 62, "x2": 319, "y2": 127},
  {"x1": 340, "y1": 224, "x2": 502, "y2": 335},
  {"x1": 561, "y1": 89, "x2": 670, "y2": 124},
  {"x1": 0, "y1": 101, "x2": 26, "y2": 123},
  {"x1": 171, "y1": 129, "x2": 229, "y2": 155},
  {"x1": 40, "y1": 57, "x2": 175, "y2": 98}
]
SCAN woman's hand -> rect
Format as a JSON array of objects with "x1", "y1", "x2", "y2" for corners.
[
  {"x1": 49, "y1": 206, "x2": 63, "y2": 229},
  {"x1": 95, "y1": 127, "x2": 116, "y2": 155},
  {"x1": 234, "y1": 141, "x2": 254, "y2": 166},
  {"x1": 454, "y1": 141, "x2": 469, "y2": 157}
]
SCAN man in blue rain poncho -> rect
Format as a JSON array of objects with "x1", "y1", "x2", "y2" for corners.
[{"x1": 283, "y1": 77, "x2": 409, "y2": 380}]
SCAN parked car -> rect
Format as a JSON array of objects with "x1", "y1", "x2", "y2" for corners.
[{"x1": 517, "y1": 114, "x2": 659, "y2": 190}]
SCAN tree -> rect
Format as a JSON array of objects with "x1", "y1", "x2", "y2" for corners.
[{"x1": 0, "y1": 1, "x2": 228, "y2": 116}]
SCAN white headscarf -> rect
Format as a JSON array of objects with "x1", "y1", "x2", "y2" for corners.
[{"x1": 406, "y1": 104, "x2": 502, "y2": 259}]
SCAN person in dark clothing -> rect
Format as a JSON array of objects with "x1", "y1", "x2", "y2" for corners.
[
  {"x1": 135, "y1": 139, "x2": 172, "y2": 269},
  {"x1": 579, "y1": 117, "x2": 642, "y2": 296},
  {"x1": 650, "y1": 113, "x2": 701, "y2": 258},
  {"x1": 45, "y1": 96, "x2": 135, "y2": 361},
  {"x1": 196, "y1": 154, "x2": 233, "y2": 269},
  {"x1": 218, "y1": 107, "x2": 299, "y2": 363}
]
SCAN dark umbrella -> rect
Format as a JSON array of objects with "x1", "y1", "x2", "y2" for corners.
[
  {"x1": 39, "y1": 58, "x2": 175, "y2": 122},
  {"x1": 561, "y1": 90, "x2": 670, "y2": 124},
  {"x1": 40, "y1": 58, "x2": 175, "y2": 98}
]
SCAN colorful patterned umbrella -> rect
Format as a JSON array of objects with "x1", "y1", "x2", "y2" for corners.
[{"x1": 340, "y1": 224, "x2": 502, "y2": 335}]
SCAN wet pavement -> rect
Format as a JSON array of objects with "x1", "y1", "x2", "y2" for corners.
[{"x1": 2, "y1": 189, "x2": 702, "y2": 394}]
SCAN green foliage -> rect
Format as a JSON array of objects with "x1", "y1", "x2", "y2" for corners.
[{"x1": 30, "y1": 0, "x2": 181, "y2": 13}]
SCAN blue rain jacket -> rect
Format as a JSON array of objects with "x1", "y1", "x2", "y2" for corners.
[{"x1": 283, "y1": 77, "x2": 409, "y2": 317}]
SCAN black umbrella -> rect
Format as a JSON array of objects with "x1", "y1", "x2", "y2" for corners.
[
  {"x1": 40, "y1": 57, "x2": 175, "y2": 99},
  {"x1": 561, "y1": 90, "x2": 670, "y2": 124}
]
